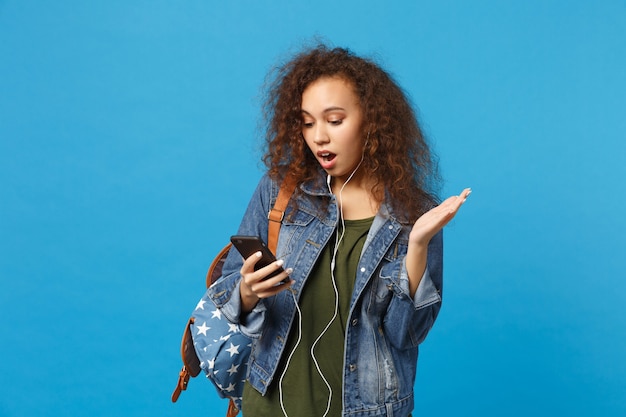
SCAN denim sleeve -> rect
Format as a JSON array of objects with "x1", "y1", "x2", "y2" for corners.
[
  {"x1": 206, "y1": 173, "x2": 276, "y2": 339},
  {"x1": 383, "y1": 230, "x2": 443, "y2": 348}
]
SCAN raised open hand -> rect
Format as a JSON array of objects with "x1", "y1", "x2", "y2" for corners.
[{"x1": 409, "y1": 188, "x2": 471, "y2": 246}]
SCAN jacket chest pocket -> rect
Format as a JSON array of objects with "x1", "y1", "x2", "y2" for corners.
[
  {"x1": 278, "y1": 209, "x2": 316, "y2": 258},
  {"x1": 376, "y1": 238, "x2": 409, "y2": 301}
]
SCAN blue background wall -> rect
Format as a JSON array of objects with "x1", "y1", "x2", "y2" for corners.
[{"x1": 1, "y1": 1, "x2": 624, "y2": 416}]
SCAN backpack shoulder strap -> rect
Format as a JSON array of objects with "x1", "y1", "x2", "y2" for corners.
[{"x1": 267, "y1": 175, "x2": 296, "y2": 254}]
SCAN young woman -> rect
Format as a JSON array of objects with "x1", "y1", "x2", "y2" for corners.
[{"x1": 207, "y1": 44, "x2": 470, "y2": 417}]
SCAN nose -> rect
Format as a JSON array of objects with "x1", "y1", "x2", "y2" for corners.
[{"x1": 312, "y1": 124, "x2": 329, "y2": 145}]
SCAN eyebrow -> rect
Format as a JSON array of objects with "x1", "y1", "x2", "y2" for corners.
[{"x1": 301, "y1": 107, "x2": 346, "y2": 116}]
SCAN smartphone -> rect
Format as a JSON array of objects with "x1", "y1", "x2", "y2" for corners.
[{"x1": 230, "y1": 235, "x2": 287, "y2": 282}]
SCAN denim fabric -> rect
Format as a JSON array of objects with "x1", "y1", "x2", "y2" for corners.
[{"x1": 207, "y1": 172, "x2": 443, "y2": 417}]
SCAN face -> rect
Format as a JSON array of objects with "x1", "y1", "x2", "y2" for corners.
[{"x1": 301, "y1": 76, "x2": 365, "y2": 183}]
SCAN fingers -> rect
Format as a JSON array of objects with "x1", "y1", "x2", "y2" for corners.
[
  {"x1": 240, "y1": 252, "x2": 293, "y2": 299},
  {"x1": 459, "y1": 187, "x2": 471, "y2": 203},
  {"x1": 440, "y1": 188, "x2": 471, "y2": 226},
  {"x1": 454, "y1": 187, "x2": 471, "y2": 213},
  {"x1": 250, "y1": 277, "x2": 293, "y2": 299},
  {"x1": 441, "y1": 188, "x2": 471, "y2": 213}
]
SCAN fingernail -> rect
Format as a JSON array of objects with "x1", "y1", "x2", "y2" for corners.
[
  {"x1": 285, "y1": 267, "x2": 293, "y2": 274},
  {"x1": 276, "y1": 259, "x2": 284, "y2": 266},
  {"x1": 256, "y1": 252, "x2": 262, "y2": 257}
]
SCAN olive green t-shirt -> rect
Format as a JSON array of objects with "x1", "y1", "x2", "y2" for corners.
[{"x1": 242, "y1": 216, "x2": 374, "y2": 417}]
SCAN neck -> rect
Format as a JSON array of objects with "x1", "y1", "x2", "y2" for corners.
[{"x1": 330, "y1": 172, "x2": 380, "y2": 220}]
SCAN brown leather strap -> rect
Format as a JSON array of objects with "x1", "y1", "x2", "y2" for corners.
[
  {"x1": 206, "y1": 242, "x2": 233, "y2": 288},
  {"x1": 226, "y1": 398, "x2": 239, "y2": 417},
  {"x1": 267, "y1": 175, "x2": 296, "y2": 254},
  {"x1": 171, "y1": 367, "x2": 189, "y2": 403},
  {"x1": 180, "y1": 317, "x2": 201, "y2": 376},
  {"x1": 172, "y1": 317, "x2": 201, "y2": 402}
]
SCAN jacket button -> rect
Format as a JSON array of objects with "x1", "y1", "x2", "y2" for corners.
[
  {"x1": 349, "y1": 364, "x2": 357, "y2": 372},
  {"x1": 351, "y1": 318, "x2": 358, "y2": 326}
]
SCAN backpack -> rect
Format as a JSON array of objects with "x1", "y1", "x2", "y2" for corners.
[{"x1": 172, "y1": 178, "x2": 295, "y2": 417}]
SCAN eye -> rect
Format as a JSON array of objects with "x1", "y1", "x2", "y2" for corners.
[
  {"x1": 329, "y1": 119, "x2": 343, "y2": 126},
  {"x1": 303, "y1": 121, "x2": 314, "y2": 128}
]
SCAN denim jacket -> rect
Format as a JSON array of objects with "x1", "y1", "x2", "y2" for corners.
[{"x1": 208, "y1": 173, "x2": 443, "y2": 417}]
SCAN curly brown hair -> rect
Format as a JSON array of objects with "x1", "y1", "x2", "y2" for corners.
[{"x1": 261, "y1": 44, "x2": 441, "y2": 223}]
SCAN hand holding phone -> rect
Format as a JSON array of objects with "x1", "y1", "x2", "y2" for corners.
[{"x1": 230, "y1": 235, "x2": 288, "y2": 282}]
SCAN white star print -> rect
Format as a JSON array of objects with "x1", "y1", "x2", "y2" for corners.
[
  {"x1": 195, "y1": 299, "x2": 206, "y2": 310},
  {"x1": 207, "y1": 358, "x2": 215, "y2": 370},
  {"x1": 227, "y1": 323, "x2": 239, "y2": 333},
  {"x1": 224, "y1": 382, "x2": 236, "y2": 392},
  {"x1": 225, "y1": 342, "x2": 240, "y2": 357},
  {"x1": 227, "y1": 363, "x2": 239, "y2": 375},
  {"x1": 211, "y1": 309, "x2": 222, "y2": 319},
  {"x1": 196, "y1": 321, "x2": 210, "y2": 336}
]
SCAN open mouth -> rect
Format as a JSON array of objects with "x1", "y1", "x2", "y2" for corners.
[{"x1": 318, "y1": 151, "x2": 336, "y2": 162}]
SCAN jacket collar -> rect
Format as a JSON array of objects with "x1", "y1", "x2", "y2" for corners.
[
  {"x1": 299, "y1": 170, "x2": 333, "y2": 197},
  {"x1": 297, "y1": 170, "x2": 402, "y2": 225}
]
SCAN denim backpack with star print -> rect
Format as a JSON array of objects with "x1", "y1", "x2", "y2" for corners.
[
  {"x1": 190, "y1": 277, "x2": 251, "y2": 414},
  {"x1": 171, "y1": 177, "x2": 295, "y2": 417}
]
